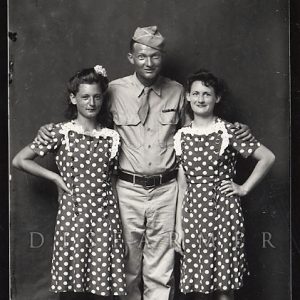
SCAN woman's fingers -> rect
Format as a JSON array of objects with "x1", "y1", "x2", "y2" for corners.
[
  {"x1": 174, "y1": 231, "x2": 184, "y2": 255},
  {"x1": 220, "y1": 180, "x2": 232, "y2": 186},
  {"x1": 174, "y1": 240, "x2": 181, "y2": 253},
  {"x1": 222, "y1": 188, "x2": 235, "y2": 194},
  {"x1": 219, "y1": 181, "x2": 239, "y2": 196},
  {"x1": 219, "y1": 181, "x2": 232, "y2": 191},
  {"x1": 226, "y1": 191, "x2": 236, "y2": 197},
  {"x1": 177, "y1": 248, "x2": 184, "y2": 256},
  {"x1": 58, "y1": 187, "x2": 72, "y2": 196},
  {"x1": 62, "y1": 186, "x2": 72, "y2": 195},
  {"x1": 174, "y1": 242, "x2": 184, "y2": 256},
  {"x1": 124, "y1": 244, "x2": 129, "y2": 257},
  {"x1": 219, "y1": 184, "x2": 230, "y2": 191},
  {"x1": 181, "y1": 239, "x2": 185, "y2": 251},
  {"x1": 57, "y1": 180, "x2": 72, "y2": 195}
]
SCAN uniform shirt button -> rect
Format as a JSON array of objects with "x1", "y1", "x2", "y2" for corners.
[
  {"x1": 148, "y1": 145, "x2": 151, "y2": 149},
  {"x1": 148, "y1": 162, "x2": 152, "y2": 166}
]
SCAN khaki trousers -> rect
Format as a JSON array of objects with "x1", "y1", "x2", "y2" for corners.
[{"x1": 116, "y1": 178, "x2": 178, "y2": 300}]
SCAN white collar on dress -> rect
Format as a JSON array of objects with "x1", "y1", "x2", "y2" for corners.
[
  {"x1": 173, "y1": 118, "x2": 231, "y2": 156},
  {"x1": 58, "y1": 121, "x2": 120, "y2": 159}
]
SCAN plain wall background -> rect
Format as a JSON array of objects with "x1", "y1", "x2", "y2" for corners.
[{"x1": 9, "y1": 1, "x2": 289, "y2": 299}]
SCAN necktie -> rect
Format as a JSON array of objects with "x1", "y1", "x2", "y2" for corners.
[{"x1": 138, "y1": 87, "x2": 151, "y2": 125}]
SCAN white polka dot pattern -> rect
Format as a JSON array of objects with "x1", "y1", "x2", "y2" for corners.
[
  {"x1": 174, "y1": 119, "x2": 260, "y2": 294},
  {"x1": 30, "y1": 122, "x2": 126, "y2": 296}
]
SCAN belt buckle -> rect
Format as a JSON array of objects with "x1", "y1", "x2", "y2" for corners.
[
  {"x1": 143, "y1": 176, "x2": 155, "y2": 189},
  {"x1": 143, "y1": 175, "x2": 163, "y2": 189}
]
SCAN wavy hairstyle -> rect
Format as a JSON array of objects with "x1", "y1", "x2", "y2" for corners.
[
  {"x1": 185, "y1": 69, "x2": 233, "y2": 121},
  {"x1": 64, "y1": 67, "x2": 113, "y2": 128}
]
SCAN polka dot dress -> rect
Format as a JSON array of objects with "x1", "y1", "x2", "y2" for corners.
[
  {"x1": 173, "y1": 118, "x2": 260, "y2": 294},
  {"x1": 30, "y1": 121, "x2": 127, "y2": 296}
]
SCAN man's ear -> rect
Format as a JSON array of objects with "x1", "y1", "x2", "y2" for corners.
[
  {"x1": 69, "y1": 93, "x2": 77, "y2": 105},
  {"x1": 127, "y1": 52, "x2": 134, "y2": 65},
  {"x1": 216, "y1": 96, "x2": 221, "y2": 103}
]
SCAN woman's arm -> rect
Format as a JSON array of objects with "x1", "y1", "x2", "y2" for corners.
[
  {"x1": 12, "y1": 145, "x2": 72, "y2": 195},
  {"x1": 219, "y1": 144, "x2": 275, "y2": 196},
  {"x1": 111, "y1": 174, "x2": 119, "y2": 200},
  {"x1": 174, "y1": 165, "x2": 187, "y2": 254}
]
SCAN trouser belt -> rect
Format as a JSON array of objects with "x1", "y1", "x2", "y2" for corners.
[{"x1": 118, "y1": 169, "x2": 178, "y2": 189}]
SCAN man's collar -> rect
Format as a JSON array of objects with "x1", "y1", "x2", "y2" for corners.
[{"x1": 132, "y1": 73, "x2": 162, "y2": 97}]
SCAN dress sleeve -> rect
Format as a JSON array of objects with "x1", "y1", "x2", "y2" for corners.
[
  {"x1": 226, "y1": 123, "x2": 261, "y2": 158},
  {"x1": 173, "y1": 129, "x2": 183, "y2": 165},
  {"x1": 29, "y1": 124, "x2": 62, "y2": 157},
  {"x1": 109, "y1": 130, "x2": 121, "y2": 174}
]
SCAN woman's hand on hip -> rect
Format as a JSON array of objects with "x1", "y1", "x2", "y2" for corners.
[
  {"x1": 52, "y1": 174, "x2": 72, "y2": 199},
  {"x1": 174, "y1": 227, "x2": 185, "y2": 256},
  {"x1": 219, "y1": 180, "x2": 248, "y2": 197}
]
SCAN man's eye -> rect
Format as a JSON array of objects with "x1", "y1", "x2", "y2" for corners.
[
  {"x1": 95, "y1": 96, "x2": 102, "y2": 100},
  {"x1": 138, "y1": 55, "x2": 145, "y2": 60},
  {"x1": 82, "y1": 96, "x2": 89, "y2": 100}
]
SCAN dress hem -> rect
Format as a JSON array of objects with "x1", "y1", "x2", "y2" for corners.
[
  {"x1": 180, "y1": 282, "x2": 244, "y2": 295},
  {"x1": 50, "y1": 288, "x2": 127, "y2": 296}
]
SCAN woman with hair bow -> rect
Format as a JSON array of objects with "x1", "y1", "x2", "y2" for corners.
[{"x1": 12, "y1": 66, "x2": 127, "y2": 298}]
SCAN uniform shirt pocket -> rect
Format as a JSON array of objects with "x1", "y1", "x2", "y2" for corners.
[
  {"x1": 158, "y1": 108, "x2": 179, "y2": 148},
  {"x1": 112, "y1": 111, "x2": 143, "y2": 149}
]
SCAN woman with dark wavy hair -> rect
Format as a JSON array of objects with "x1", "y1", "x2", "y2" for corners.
[
  {"x1": 13, "y1": 66, "x2": 127, "y2": 298},
  {"x1": 174, "y1": 69, "x2": 275, "y2": 300},
  {"x1": 64, "y1": 66, "x2": 112, "y2": 128}
]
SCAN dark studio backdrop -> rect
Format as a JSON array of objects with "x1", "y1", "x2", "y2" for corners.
[{"x1": 9, "y1": 1, "x2": 289, "y2": 300}]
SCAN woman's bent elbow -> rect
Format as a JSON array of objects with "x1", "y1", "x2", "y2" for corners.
[
  {"x1": 267, "y1": 151, "x2": 276, "y2": 166},
  {"x1": 12, "y1": 155, "x2": 22, "y2": 169}
]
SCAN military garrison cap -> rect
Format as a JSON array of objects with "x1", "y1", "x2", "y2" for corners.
[{"x1": 132, "y1": 26, "x2": 165, "y2": 51}]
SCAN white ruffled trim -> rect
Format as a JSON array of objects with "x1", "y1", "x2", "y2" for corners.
[
  {"x1": 101, "y1": 128, "x2": 120, "y2": 160},
  {"x1": 173, "y1": 130, "x2": 183, "y2": 156},
  {"x1": 59, "y1": 122, "x2": 120, "y2": 160},
  {"x1": 173, "y1": 119, "x2": 231, "y2": 156}
]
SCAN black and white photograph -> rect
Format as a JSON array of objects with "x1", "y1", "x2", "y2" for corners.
[{"x1": 9, "y1": 1, "x2": 290, "y2": 300}]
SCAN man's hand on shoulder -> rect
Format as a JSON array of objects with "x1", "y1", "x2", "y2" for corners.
[
  {"x1": 34, "y1": 123, "x2": 55, "y2": 145},
  {"x1": 233, "y1": 122, "x2": 255, "y2": 141}
]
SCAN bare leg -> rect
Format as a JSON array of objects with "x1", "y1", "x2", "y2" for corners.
[
  {"x1": 192, "y1": 292, "x2": 213, "y2": 300},
  {"x1": 213, "y1": 290, "x2": 234, "y2": 300},
  {"x1": 60, "y1": 292, "x2": 113, "y2": 299}
]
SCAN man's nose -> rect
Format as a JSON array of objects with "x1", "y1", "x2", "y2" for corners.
[{"x1": 145, "y1": 57, "x2": 153, "y2": 67}]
